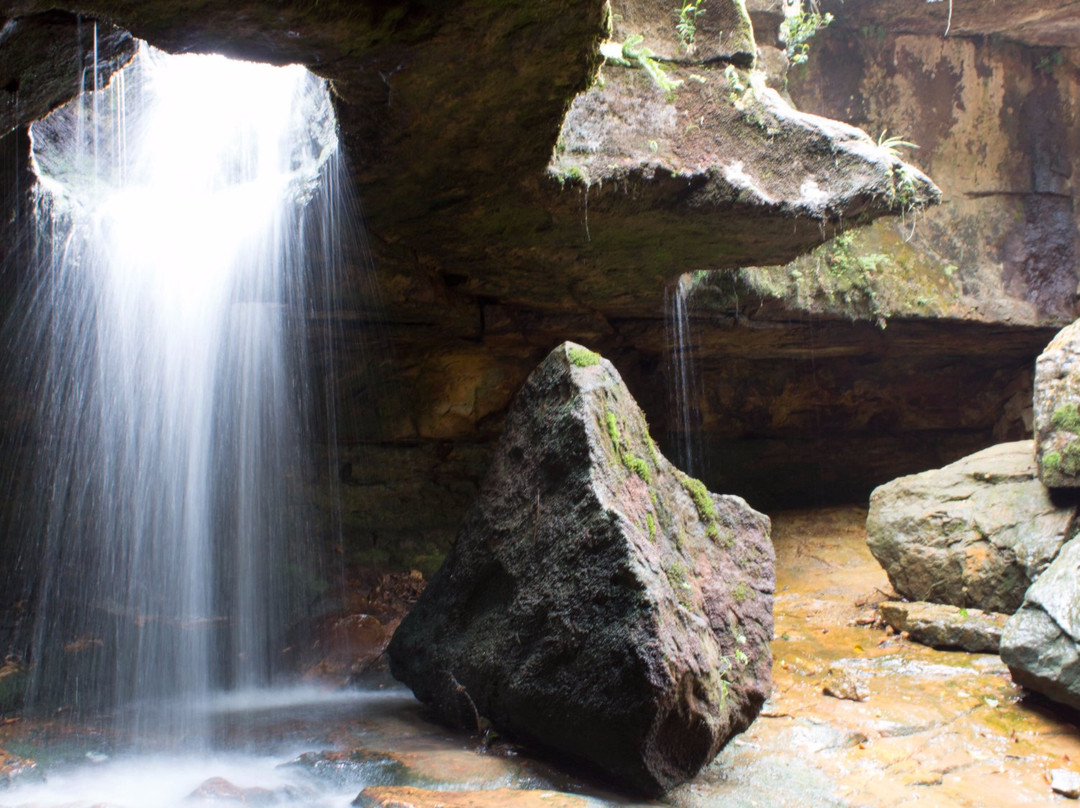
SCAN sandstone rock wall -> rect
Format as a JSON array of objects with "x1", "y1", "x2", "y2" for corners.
[{"x1": 785, "y1": 7, "x2": 1080, "y2": 325}]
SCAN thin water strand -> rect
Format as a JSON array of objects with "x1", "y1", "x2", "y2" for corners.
[{"x1": 665, "y1": 273, "x2": 707, "y2": 478}]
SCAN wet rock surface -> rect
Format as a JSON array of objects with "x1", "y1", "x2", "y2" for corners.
[
  {"x1": 878, "y1": 601, "x2": 1008, "y2": 654},
  {"x1": 279, "y1": 749, "x2": 407, "y2": 788},
  {"x1": 188, "y1": 776, "x2": 312, "y2": 805},
  {"x1": 1001, "y1": 536, "x2": 1080, "y2": 711},
  {"x1": 1035, "y1": 320, "x2": 1080, "y2": 488},
  {"x1": 352, "y1": 786, "x2": 599, "y2": 808},
  {"x1": 866, "y1": 441, "x2": 1076, "y2": 612},
  {"x1": 388, "y1": 342, "x2": 774, "y2": 796},
  {"x1": 752, "y1": 507, "x2": 1080, "y2": 808},
  {"x1": 0, "y1": 508, "x2": 1079, "y2": 806}
]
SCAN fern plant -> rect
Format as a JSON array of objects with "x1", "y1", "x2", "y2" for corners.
[
  {"x1": 781, "y1": 10, "x2": 833, "y2": 65},
  {"x1": 676, "y1": 0, "x2": 707, "y2": 54}
]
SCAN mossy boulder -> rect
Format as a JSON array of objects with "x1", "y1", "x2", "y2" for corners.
[
  {"x1": 1035, "y1": 320, "x2": 1080, "y2": 488},
  {"x1": 867, "y1": 441, "x2": 1076, "y2": 613},
  {"x1": 388, "y1": 342, "x2": 774, "y2": 796}
]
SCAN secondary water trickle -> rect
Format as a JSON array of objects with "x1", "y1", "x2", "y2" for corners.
[
  {"x1": 18, "y1": 42, "x2": 342, "y2": 740},
  {"x1": 665, "y1": 272, "x2": 707, "y2": 479}
]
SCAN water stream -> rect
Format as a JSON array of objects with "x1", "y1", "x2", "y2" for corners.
[
  {"x1": 18, "y1": 42, "x2": 341, "y2": 740},
  {"x1": 665, "y1": 273, "x2": 706, "y2": 479}
]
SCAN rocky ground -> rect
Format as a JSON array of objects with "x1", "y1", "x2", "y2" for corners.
[{"x1": 0, "y1": 507, "x2": 1077, "y2": 807}]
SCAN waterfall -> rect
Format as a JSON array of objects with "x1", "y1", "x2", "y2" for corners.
[
  {"x1": 17, "y1": 43, "x2": 342, "y2": 740},
  {"x1": 665, "y1": 273, "x2": 706, "y2": 479}
]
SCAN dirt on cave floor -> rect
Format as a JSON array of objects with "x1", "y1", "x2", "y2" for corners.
[{"x1": 0, "y1": 507, "x2": 1077, "y2": 808}]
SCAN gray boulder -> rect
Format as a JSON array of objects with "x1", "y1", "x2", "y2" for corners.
[
  {"x1": 1035, "y1": 320, "x2": 1080, "y2": 488},
  {"x1": 878, "y1": 601, "x2": 1007, "y2": 654},
  {"x1": 387, "y1": 342, "x2": 774, "y2": 796},
  {"x1": 1001, "y1": 536, "x2": 1080, "y2": 711},
  {"x1": 866, "y1": 441, "x2": 1075, "y2": 613}
]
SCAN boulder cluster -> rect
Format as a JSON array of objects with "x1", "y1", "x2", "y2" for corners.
[{"x1": 868, "y1": 320, "x2": 1080, "y2": 710}]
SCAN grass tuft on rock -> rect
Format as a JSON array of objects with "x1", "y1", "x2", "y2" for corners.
[{"x1": 568, "y1": 345, "x2": 601, "y2": 368}]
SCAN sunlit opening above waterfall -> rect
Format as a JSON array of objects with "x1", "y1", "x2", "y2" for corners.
[{"x1": 31, "y1": 44, "x2": 338, "y2": 314}]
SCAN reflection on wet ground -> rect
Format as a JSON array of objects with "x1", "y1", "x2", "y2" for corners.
[{"x1": 1, "y1": 507, "x2": 1078, "y2": 807}]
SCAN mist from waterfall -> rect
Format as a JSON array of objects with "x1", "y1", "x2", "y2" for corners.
[{"x1": 17, "y1": 43, "x2": 344, "y2": 741}]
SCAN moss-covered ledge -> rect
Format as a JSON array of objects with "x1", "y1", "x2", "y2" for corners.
[{"x1": 543, "y1": 0, "x2": 939, "y2": 311}]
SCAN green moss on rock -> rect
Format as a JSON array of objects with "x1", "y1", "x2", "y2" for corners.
[
  {"x1": 605, "y1": 411, "x2": 621, "y2": 448},
  {"x1": 1051, "y1": 403, "x2": 1080, "y2": 434},
  {"x1": 1044, "y1": 451, "x2": 1063, "y2": 473},
  {"x1": 568, "y1": 345, "x2": 601, "y2": 367},
  {"x1": 1061, "y1": 442, "x2": 1080, "y2": 477},
  {"x1": 679, "y1": 472, "x2": 715, "y2": 521},
  {"x1": 623, "y1": 452, "x2": 651, "y2": 482}
]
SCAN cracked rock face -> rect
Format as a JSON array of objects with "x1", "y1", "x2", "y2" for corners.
[
  {"x1": 388, "y1": 343, "x2": 774, "y2": 796},
  {"x1": 866, "y1": 441, "x2": 1076, "y2": 613}
]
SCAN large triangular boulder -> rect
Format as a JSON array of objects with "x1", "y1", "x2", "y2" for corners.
[
  {"x1": 387, "y1": 342, "x2": 774, "y2": 796},
  {"x1": 1035, "y1": 320, "x2": 1080, "y2": 488},
  {"x1": 866, "y1": 441, "x2": 1075, "y2": 613}
]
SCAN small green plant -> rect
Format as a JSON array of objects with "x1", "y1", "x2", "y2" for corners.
[
  {"x1": 623, "y1": 452, "x2": 651, "y2": 482},
  {"x1": 606, "y1": 411, "x2": 621, "y2": 448},
  {"x1": 568, "y1": 345, "x2": 601, "y2": 367},
  {"x1": 646, "y1": 512, "x2": 657, "y2": 542},
  {"x1": 781, "y1": 9, "x2": 833, "y2": 65},
  {"x1": 733, "y1": 581, "x2": 750, "y2": 602},
  {"x1": 679, "y1": 472, "x2": 715, "y2": 521},
  {"x1": 958, "y1": 608, "x2": 969, "y2": 618},
  {"x1": 1051, "y1": 403, "x2": 1080, "y2": 433},
  {"x1": 877, "y1": 130, "x2": 919, "y2": 159},
  {"x1": 735, "y1": 648, "x2": 749, "y2": 666},
  {"x1": 621, "y1": 35, "x2": 683, "y2": 99},
  {"x1": 885, "y1": 164, "x2": 920, "y2": 215},
  {"x1": 676, "y1": 0, "x2": 707, "y2": 54},
  {"x1": 875, "y1": 132, "x2": 922, "y2": 213},
  {"x1": 723, "y1": 63, "x2": 749, "y2": 108},
  {"x1": 555, "y1": 164, "x2": 590, "y2": 188}
]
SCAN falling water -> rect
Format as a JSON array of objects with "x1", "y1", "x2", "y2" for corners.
[
  {"x1": 665, "y1": 273, "x2": 706, "y2": 478},
  {"x1": 17, "y1": 43, "x2": 342, "y2": 739}
]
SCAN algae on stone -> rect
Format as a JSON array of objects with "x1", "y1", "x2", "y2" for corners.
[
  {"x1": 388, "y1": 341, "x2": 773, "y2": 796},
  {"x1": 1036, "y1": 322, "x2": 1080, "y2": 487}
]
